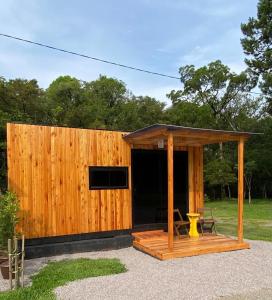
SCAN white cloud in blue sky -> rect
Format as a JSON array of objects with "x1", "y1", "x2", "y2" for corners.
[{"x1": 0, "y1": 0, "x2": 257, "y2": 103}]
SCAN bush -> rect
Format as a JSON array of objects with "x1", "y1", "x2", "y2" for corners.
[{"x1": 0, "y1": 191, "x2": 20, "y2": 249}]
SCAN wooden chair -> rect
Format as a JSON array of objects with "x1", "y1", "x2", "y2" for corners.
[
  {"x1": 197, "y1": 207, "x2": 217, "y2": 235},
  {"x1": 174, "y1": 209, "x2": 190, "y2": 238}
]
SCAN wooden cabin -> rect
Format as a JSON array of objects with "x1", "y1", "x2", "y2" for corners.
[{"x1": 7, "y1": 123, "x2": 253, "y2": 259}]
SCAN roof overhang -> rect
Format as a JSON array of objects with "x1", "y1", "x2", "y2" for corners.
[{"x1": 123, "y1": 124, "x2": 261, "y2": 147}]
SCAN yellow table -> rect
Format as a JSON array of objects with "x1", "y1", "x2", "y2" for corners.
[{"x1": 186, "y1": 213, "x2": 200, "y2": 238}]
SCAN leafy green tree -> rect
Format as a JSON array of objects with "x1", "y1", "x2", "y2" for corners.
[
  {"x1": 46, "y1": 76, "x2": 83, "y2": 125},
  {"x1": 115, "y1": 96, "x2": 165, "y2": 131},
  {"x1": 205, "y1": 157, "x2": 237, "y2": 200},
  {"x1": 165, "y1": 101, "x2": 215, "y2": 128},
  {"x1": 82, "y1": 75, "x2": 127, "y2": 129},
  {"x1": 45, "y1": 75, "x2": 129, "y2": 129},
  {"x1": 246, "y1": 117, "x2": 272, "y2": 198},
  {"x1": 168, "y1": 60, "x2": 255, "y2": 130},
  {"x1": 241, "y1": 0, "x2": 272, "y2": 113},
  {"x1": 0, "y1": 77, "x2": 46, "y2": 123}
]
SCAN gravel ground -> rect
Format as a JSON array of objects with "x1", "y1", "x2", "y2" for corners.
[
  {"x1": 222, "y1": 288, "x2": 272, "y2": 300},
  {"x1": 1, "y1": 240, "x2": 272, "y2": 299}
]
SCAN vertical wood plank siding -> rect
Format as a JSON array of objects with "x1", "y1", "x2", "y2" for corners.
[
  {"x1": 7, "y1": 123, "x2": 205, "y2": 239},
  {"x1": 7, "y1": 123, "x2": 132, "y2": 238},
  {"x1": 188, "y1": 146, "x2": 204, "y2": 212}
]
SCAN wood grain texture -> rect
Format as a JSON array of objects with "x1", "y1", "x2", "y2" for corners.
[
  {"x1": 132, "y1": 230, "x2": 250, "y2": 260},
  {"x1": 238, "y1": 138, "x2": 244, "y2": 242},
  {"x1": 188, "y1": 146, "x2": 204, "y2": 213},
  {"x1": 7, "y1": 123, "x2": 132, "y2": 238},
  {"x1": 167, "y1": 133, "x2": 174, "y2": 251}
]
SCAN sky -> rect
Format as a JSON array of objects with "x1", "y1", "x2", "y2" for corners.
[{"x1": 0, "y1": 0, "x2": 258, "y2": 104}]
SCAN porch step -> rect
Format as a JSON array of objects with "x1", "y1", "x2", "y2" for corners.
[
  {"x1": 132, "y1": 231, "x2": 250, "y2": 260},
  {"x1": 132, "y1": 230, "x2": 165, "y2": 242}
]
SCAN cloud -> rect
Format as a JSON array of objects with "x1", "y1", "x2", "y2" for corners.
[{"x1": 177, "y1": 28, "x2": 246, "y2": 73}]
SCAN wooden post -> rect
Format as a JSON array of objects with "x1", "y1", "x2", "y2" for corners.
[
  {"x1": 14, "y1": 237, "x2": 18, "y2": 289},
  {"x1": 168, "y1": 133, "x2": 174, "y2": 251},
  {"x1": 238, "y1": 138, "x2": 244, "y2": 242},
  {"x1": 21, "y1": 235, "x2": 25, "y2": 287}
]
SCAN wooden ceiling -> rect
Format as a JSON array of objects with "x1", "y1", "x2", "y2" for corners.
[{"x1": 123, "y1": 124, "x2": 259, "y2": 147}]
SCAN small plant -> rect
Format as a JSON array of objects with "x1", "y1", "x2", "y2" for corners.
[{"x1": 0, "y1": 191, "x2": 20, "y2": 249}]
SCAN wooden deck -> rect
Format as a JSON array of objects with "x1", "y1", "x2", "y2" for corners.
[{"x1": 132, "y1": 230, "x2": 250, "y2": 260}]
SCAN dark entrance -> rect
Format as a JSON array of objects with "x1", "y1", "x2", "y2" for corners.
[{"x1": 132, "y1": 149, "x2": 188, "y2": 230}]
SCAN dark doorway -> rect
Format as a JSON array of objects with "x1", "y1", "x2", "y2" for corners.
[{"x1": 132, "y1": 149, "x2": 188, "y2": 230}]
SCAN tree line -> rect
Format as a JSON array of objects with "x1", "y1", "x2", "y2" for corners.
[{"x1": 0, "y1": 0, "x2": 271, "y2": 201}]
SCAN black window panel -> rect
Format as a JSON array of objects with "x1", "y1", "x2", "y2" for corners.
[
  {"x1": 110, "y1": 169, "x2": 127, "y2": 187},
  {"x1": 91, "y1": 169, "x2": 110, "y2": 187},
  {"x1": 89, "y1": 167, "x2": 128, "y2": 189}
]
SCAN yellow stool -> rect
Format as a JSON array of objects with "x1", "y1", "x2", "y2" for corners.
[{"x1": 186, "y1": 213, "x2": 200, "y2": 238}]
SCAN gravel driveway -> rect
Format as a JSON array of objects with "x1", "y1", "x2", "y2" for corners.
[{"x1": 1, "y1": 240, "x2": 272, "y2": 299}]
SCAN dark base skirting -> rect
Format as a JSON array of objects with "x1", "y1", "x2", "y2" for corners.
[{"x1": 25, "y1": 230, "x2": 133, "y2": 259}]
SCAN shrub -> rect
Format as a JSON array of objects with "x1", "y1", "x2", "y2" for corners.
[{"x1": 0, "y1": 191, "x2": 20, "y2": 249}]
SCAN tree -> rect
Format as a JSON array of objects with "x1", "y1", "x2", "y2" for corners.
[
  {"x1": 168, "y1": 60, "x2": 255, "y2": 130},
  {"x1": 165, "y1": 101, "x2": 214, "y2": 128},
  {"x1": 0, "y1": 78, "x2": 46, "y2": 123},
  {"x1": 45, "y1": 75, "x2": 129, "y2": 129},
  {"x1": 115, "y1": 96, "x2": 165, "y2": 131},
  {"x1": 246, "y1": 117, "x2": 272, "y2": 198},
  {"x1": 46, "y1": 76, "x2": 83, "y2": 126},
  {"x1": 241, "y1": 0, "x2": 272, "y2": 113},
  {"x1": 244, "y1": 161, "x2": 257, "y2": 204},
  {"x1": 205, "y1": 157, "x2": 237, "y2": 200},
  {"x1": 82, "y1": 75, "x2": 128, "y2": 129}
]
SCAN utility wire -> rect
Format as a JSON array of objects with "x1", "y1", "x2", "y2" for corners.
[
  {"x1": 0, "y1": 33, "x2": 180, "y2": 80},
  {"x1": 0, "y1": 33, "x2": 268, "y2": 97}
]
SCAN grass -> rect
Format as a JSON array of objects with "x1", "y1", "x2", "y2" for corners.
[
  {"x1": 0, "y1": 258, "x2": 126, "y2": 300},
  {"x1": 207, "y1": 199, "x2": 272, "y2": 241}
]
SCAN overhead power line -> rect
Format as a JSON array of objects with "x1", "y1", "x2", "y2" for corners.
[
  {"x1": 0, "y1": 33, "x2": 180, "y2": 80},
  {"x1": 0, "y1": 33, "x2": 268, "y2": 97}
]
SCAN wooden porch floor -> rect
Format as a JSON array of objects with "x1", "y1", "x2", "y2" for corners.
[{"x1": 132, "y1": 230, "x2": 250, "y2": 260}]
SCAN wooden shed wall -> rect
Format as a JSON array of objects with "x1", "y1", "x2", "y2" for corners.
[
  {"x1": 7, "y1": 123, "x2": 204, "y2": 239},
  {"x1": 188, "y1": 146, "x2": 204, "y2": 212},
  {"x1": 7, "y1": 123, "x2": 132, "y2": 238}
]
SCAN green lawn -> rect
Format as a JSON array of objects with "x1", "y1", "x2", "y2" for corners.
[
  {"x1": 0, "y1": 258, "x2": 126, "y2": 300},
  {"x1": 207, "y1": 199, "x2": 272, "y2": 241}
]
